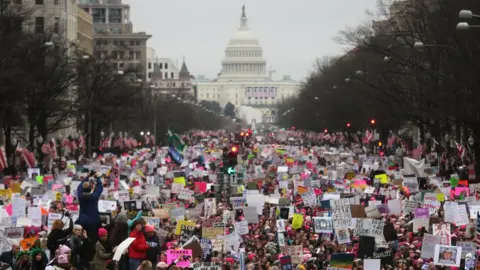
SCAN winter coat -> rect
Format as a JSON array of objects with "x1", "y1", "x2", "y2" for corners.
[
  {"x1": 76, "y1": 177, "x2": 103, "y2": 226},
  {"x1": 91, "y1": 241, "x2": 113, "y2": 270},
  {"x1": 128, "y1": 230, "x2": 148, "y2": 260},
  {"x1": 145, "y1": 233, "x2": 161, "y2": 265},
  {"x1": 47, "y1": 229, "x2": 69, "y2": 256}
]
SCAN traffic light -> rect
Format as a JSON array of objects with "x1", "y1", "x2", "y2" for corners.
[
  {"x1": 223, "y1": 146, "x2": 238, "y2": 175},
  {"x1": 346, "y1": 123, "x2": 351, "y2": 128},
  {"x1": 370, "y1": 119, "x2": 376, "y2": 125}
]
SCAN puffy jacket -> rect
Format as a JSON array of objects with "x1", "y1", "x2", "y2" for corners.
[
  {"x1": 128, "y1": 230, "x2": 149, "y2": 260},
  {"x1": 76, "y1": 177, "x2": 103, "y2": 225}
]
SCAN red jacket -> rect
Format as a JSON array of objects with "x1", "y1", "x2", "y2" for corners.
[{"x1": 128, "y1": 230, "x2": 149, "y2": 260}]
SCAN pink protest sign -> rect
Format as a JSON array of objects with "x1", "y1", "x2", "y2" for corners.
[{"x1": 166, "y1": 249, "x2": 192, "y2": 268}]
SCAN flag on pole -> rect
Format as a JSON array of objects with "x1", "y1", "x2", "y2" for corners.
[
  {"x1": 150, "y1": 135, "x2": 155, "y2": 146},
  {"x1": 456, "y1": 142, "x2": 465, "y2": 159},
  {"x1": 0, "y1": 146, "x2": 7, "y2": 172},
  {"x1": 50, "y1": 138, "x2": 57, "y2": 159},
  {"x1": 17, "y1": 147, "x2": 36, "y2": 168},
  {"x1": 412, "y1": 142, "x2": 423, "y2": 160},
  {"x1": 167, "y1": 129, "x2": 187, "y2": 153},
  {"x1": 78, "y1": 135, "x2": 85, "y2": 153}
]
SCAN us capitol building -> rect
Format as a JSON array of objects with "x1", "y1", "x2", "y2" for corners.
[{"x1": 194, "y1": 6, "x2": 300, "y2": 124}]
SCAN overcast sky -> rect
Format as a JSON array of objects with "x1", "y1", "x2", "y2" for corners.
[{"x1": 123, "y1": 0, "x2": 378, "y2": 81}]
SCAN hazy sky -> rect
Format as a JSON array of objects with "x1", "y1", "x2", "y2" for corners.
[{"x1": 123, "y1": 0, "x2": 378, "y2": 81}]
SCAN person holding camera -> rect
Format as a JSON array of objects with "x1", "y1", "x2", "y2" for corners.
[{"x1": 76, "y1": 170, "x2": 104, "y2": 261}]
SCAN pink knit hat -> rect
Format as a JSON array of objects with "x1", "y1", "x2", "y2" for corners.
[{"x1": 98, "y1": 228, "x2": 108, "y2": 238}]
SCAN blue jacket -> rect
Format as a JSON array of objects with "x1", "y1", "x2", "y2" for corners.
[{"x1": 76, "y1": 177, "x2": 103, "y2": 225}]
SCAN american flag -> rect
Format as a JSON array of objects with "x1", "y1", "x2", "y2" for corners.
[
  {"x1": 41, "y1": 143, "x2": 54, "y2": 157},
  {"x1": 363, "y1": 130, "x2": 373, "y2": 144},
  {"x1": 50, "y1": 138, "x2": 57, "y2": 159},
  {"x1": 150, "y1": 135, "x2": 155, "y2": 145},
  {"x1": 78, "y1": 135, "x2": 85, "y2": 153},
  {"x1": 329, "y1": 133, "x2": 336, "y2": 144},
  {"x1": 337, "y1": 132, "x2": 347, "y2": 144},
  {"x1": 145, "y1": 135, "x2": 150, "y2": 145},
  {"x1": 62, "y1": 138, "x2": 72, "y2": 155},
  {"x1": 130, "y1": 137, "x2": 138, "y2": 148},
  {"x1": 456, "y1": 142, "x2": 465, "y2": 159},
  {"x1": 412, "y1": 143, "x2": 423, "y2": 160},
  {"x1": 113, "y1": 136, "x2": 123, "y2": 148},
  {"x1": 100, "y1": 137, "x2": 111, "y2": 149},
  {"x1": 17, "y1": 147, "x2": 36, "y2": 168},
  {"x1": 0, "y1": 146, "x2": 7, "y2": 172}
]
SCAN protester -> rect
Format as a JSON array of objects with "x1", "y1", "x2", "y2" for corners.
[
  {"x1": 30, "y1": 248, "x2": 47, "y2": 270},
  {"x1": 144, "y1": 225, "x2": 161, "y2": 266},
  {"x1": 70, "y1": 225, "x2": 89, "y2": 270},
  {"x1": 0, "y1": 244, "x2": 20, "y2": 269},
  {"x1": 47, "y1": 219, "x2": 71, "y2": 257},
  {"x1": 128, "y1": 219, "x2": 149, "y2": 270},
  {"x1": 14, "y1": 251, "x2": 30, "y2": 270},
  {"x1": 76, "y1": 171, "x2": 104, "y2": 244},
  {"x1": 1, "y1": 128, "x2": 479, "y2": 270},
  {"x1": 91, "y1": 228, "x2": 115, "y2": 270},
  {"x1": 137, "y1": 260, "x2": 152, "y2": 270}
]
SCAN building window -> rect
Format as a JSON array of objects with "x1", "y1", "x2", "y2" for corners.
[
  {"x1": 129, "y1": 51, "x2": 134, "y2": 59},
  {"x1": 35, "y1": 17, "x2": 44, "y2": 33},
  {"x1": 159, "y1": 63, "x2": 163, "y2": 69},
  {"x1": 108, "y1": 8, "x2": 122, "y2": 23},
  {"x1": 164, "y1": 72, "x2": 168, "y2": 78},
  {"x1": 92, "y1": 8, "x2": 106, "y2": 23},
  {"x1": 171, "y1": 72, "x2": 174, "y2": 79},
  {"x1": 35, "y1": 0, "x2": 43, "y2": 4},
  {"x1": 173, "y1": 83, "x2": 176, "y2": 87},
  {"x1": 54, "y1": 0, "x2": 58, "y2": 4},
  {"x1": 134, "y1": 51, "x2": 140, "y2": 59},
  {"x1": 148, "y1": 72, "x2": 152, "y2": 79},
  {"x1": 148, "y1": 62, "x2": 152, "y2": 69},
  {"x1": 165, "y1": 63, "x2": 168, "y2": 69},
  {"x1": 135, "y1": 41, "x2": 140, "y2": 46},
  {"x1": 53, "y1": 17, "x2": 60, "y2": 33}
]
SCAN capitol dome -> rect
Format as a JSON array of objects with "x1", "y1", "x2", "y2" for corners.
[{"x1": 218, "y1": 6, "x2": 269, "y2": 82}]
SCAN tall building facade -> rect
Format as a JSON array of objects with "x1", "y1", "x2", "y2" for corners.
[
  {"x1": 146, "y1": 47, "x2": 156, "y2": 83},
  {"x1": 78, "y1": 0, "x2": 151, "y2": 80},
  {"x1": 22, "y1": 0, "x2": 78, "y2": 46},
  {"x1": 77, "y1": 8, "x2": 93, "y2": 55},
  {"x1": 194, "y1": 6, "x2": 300, "y2": 124}
]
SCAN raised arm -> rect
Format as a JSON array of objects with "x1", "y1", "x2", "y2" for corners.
[
  {"x1": 92, "y1": 177, "x2": 104, "y2": 199},
  {"x1": 127, "y1": 210, "x2": 143, "y2": 229}
]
